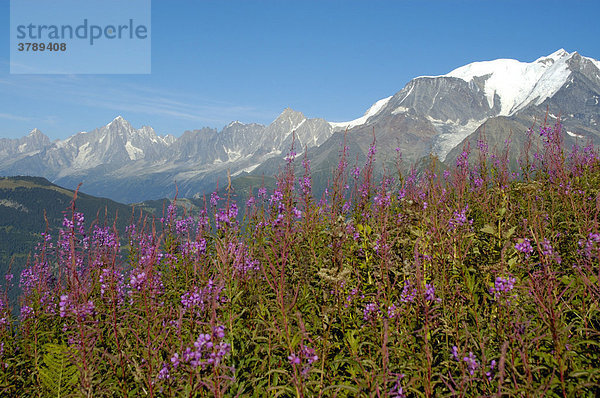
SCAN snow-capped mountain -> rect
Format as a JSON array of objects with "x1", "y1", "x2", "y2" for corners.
[
  {"x1": 0, "y1": 128, "x2": 50, "y2": 157},
  {"x1": 294, "y1": 49, "x2": 600, "y2": 172},
  {"x1": 329, "y1": 97, "x2": 393, "y2": 131},
  {"x1": 443, "y1": 49, "x2": 574, "y2": 116},
  {"x1": 0, "y1": 110, "x2": 334, "y2": 202},
  {"x1": 1, "y1": 49, "x2": 599, "y2": 203}
]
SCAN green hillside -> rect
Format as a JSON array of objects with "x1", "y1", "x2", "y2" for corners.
[{"x1": 0, "y1": 176, "x2": 152, "y2": 281}]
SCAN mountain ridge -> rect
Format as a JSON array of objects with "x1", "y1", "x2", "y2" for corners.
[{"x1": 1, "y1": 49, "x2": 599, "y2": 202}]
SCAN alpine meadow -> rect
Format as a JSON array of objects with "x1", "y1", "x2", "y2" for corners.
[
  {"x1": 1, "y1": 119, "x2": 599, "y2": 396},
  {"x1": 2, "y1": 1, "x2": 600, "y2": 396}
]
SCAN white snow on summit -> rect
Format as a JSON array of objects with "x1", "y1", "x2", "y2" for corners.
[
  {"x1": 125, "y1": 141, "x2": 144, "y2": 160},
  {"x1": 443, "y1": 49, "x2": 575, "y2": 116},
  {"x1": 330, "y1": 96, "x2": 392, "y2": 130}
]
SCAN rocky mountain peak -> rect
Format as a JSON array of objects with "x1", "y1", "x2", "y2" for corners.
[
  {"x1": 276, "y1": 107, "x2": 306, "y2": 123},
  {"x1": 1, "y1": 50, "x2": 598, "y2": 203}
]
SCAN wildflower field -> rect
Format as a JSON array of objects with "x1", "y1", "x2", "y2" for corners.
[{"x1": 0, "y1": 122, "x2": 599, "y2": 397}]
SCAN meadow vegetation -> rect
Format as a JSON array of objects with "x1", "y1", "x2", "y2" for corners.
[{"x1": 0, "y1": 121, "x2": 599, "y2": 397}]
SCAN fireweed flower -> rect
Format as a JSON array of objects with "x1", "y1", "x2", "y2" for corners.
[
  {"x1": 99, "y1": 268, "x2": 126, "y2": 305},
  {"x1": 397, "y1": 188, "x2": 406, "y2": 201},
  {"x1": 578, "y1": 232, "x2": 600, "y2": 258},
  {"x1": 179, "y1": 327, "x2": 231, "y2": 370},
  {"x1": 515, "y1": 238, "x2": 534, "y2": 257},
  {"x1": 477, "y1": 138, "x2": 489, "y2": 155},
  {"x1": 299, "y1": 175, "x2": 311, "y2": 196},
  {"x1": 257, "y1": 187, "x2": 267, "y2": 199},
  {"x1": 367, "y1": 145, "x2": 377, "y2": 158},
  {"x1": 456, "y1": 150, "x2": 469, "y2": 170},
  {"x1": 180, "y1": 239, "x2": 207, "y2": 257},
  {"x1": 288, "y1": 353, "x2": 301, "y2": 365},
  {"x1": 210, "y1": 192, "x2": 220, "y2": 207},
  {"x1": 471, "y1": 176, "x2": 484, "y2": 189},
  {"x1": 59, "y1": 295, "x2": 69, "y2": 318},
  {"x1": 363, "y1": 302, "x2": 380, "y2": 321},
  {"x1": 373, "y1": 193, "x2": 391, "y2": 209},
  {"x1": 301, "y1": 345, "x2": 318, "y2": 364},
  {"x1": 129, "y1": 271, "x2": 147, "y2": 291},
  {"x1": 0, "y1": 302, "x2": 7, "y2": 327},
  {"x1": 490, "y1": 276, "x2": 516, "y2": 302},
  {"x1": 541, "y1": 238, "x2": 561, "y2": 263},
  {"x1": 92, "y1": 225, "x2": 119, "y2": 249},
  {"x1": 128, "y1": 266, "x2": 164, "y2": 299},
  {"x1": 20, "y1": 305, "x2": 34, "y2": 320},
  {"x1": 175, "y1": 217, "x2": 194, "y2": 236},
  {"x1": 292, "y1": 207, "x2": 302, "y2": 219},
  {"x1": 59, "y1": 294, "x2": 95, "y2": 320},
  {"x1": 539, "y1": 126, "x2": 553, "y2": 140},
  {"x1": 399, "y1": 280, "x2": 416, "y2": 303},
  {"x1": 161, "y1": 203, "x2": 177, "y2": 226},
  {"x1": 289, "y1": 345, "x2": 318, "y2": 377},
  {"x1": 269, "y1": 190, "x2": 284, "y2": 208},
  {"x1": 387, "y1": 304, "x2": 399, "y2": 319},
  {"x1": 180, "y1": 279, "x2": 225, "y2": 313},
  {"x1": 171, "y1": 353, "x2": 180, "y2": 368},
  {"x1": 451, "y1": 346, "x2": 459, "y2": 361},
  {"x1": 389, "y1": 374, "x2": 406, "y2": 398},
  {"x1": 374, "y1": 239, "x2": 390, "y2": 256},
  {"x1": 425, "y1": 283, "x2": 441, "y2": 302},
  {"x1": 448, "y1": 205, "x2": 471, "y2": 230},
  {"x1": 227, "y1": 242, "x2": 259, "y2": 277},
  {"x1": 358, "y1": 183, "x2": 370, "y2": 199},
  {"x1": 463, "y1": 351, "x2": 479, "y2": 375},
  {"x1": 344, "y1": 287, "x2": 360, "y2": 308},
  {"x1": 342, "y1": 201, "x2": 352, "y2": 214},
  {"x1": 157, "y1": 363, "x2": 170, "y2": 380},
  {"x1": 285, "y1": 150, "x2": 296, "y2": 162},
  {"x1": 486, "y1": 359, "x2": 497, "y2": 381},
  {"x1": 215, "y1": 203, "x2": 238, "y2": 230}
]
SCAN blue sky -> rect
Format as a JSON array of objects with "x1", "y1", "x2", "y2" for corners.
[{"x1": 1, "y1": 0, "x2": 599, "y2": 140}]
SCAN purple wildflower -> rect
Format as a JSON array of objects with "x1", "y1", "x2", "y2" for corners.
[
  {"x1": 486, "y1": 359, "x2": 497, "y2": 381},
  {"x1": 157, "y1": 363, "x2": 170, "y2": 380},
  {"x1": 515, "y1": 238, "x2": 534, "y2": 257},
  {"x1": 400, "y1": 280, "x2": 416, "y2": 303},
  {"x1": 171, "y1": 353, "x2": 180, "y2": 368},
  {"x1": 389, "y1": 374, "x2": 406, "y2": 398},
  {"x1": 578, "y1": 232, "x2": 600, "y2": 258},
  {"x1": 257, "y1": 187, "x2": 267, "y2": 199},
  {"x1": 20, "y1": 305, "x2": 33, "y2": 320},
  {"x1": 363, "y1": 302, "x2": 380, "y2": 321},
  {"x1": 288, "y1": 353, "x2": 301, "y2": 365},
  {"x1": 425, "y1": 283, "x2": 440, "y2": 302},
  {"x1": 490, "y1": 276, "x2": 516, "y2": 301},
  {"x1": 210, "y1": 192, "x2": 220, "y2": 207},
  {"x1": 463, "y1": 351, "x2": 479, "y2": 375},
  {"x1": 449, "y1": 205, "x2": 471, "y2": 230},
  {"x1": 451, "y1": 346, "x2": 459, "y2": 361}
]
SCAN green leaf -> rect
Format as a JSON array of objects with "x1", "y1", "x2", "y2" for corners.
[
  {"x1": 38, "y1": 343, "x2": 79, "y2": 398},
  {"x1": 480, "y1": 224, "x2": 497, "y2": 235},
  {"x1": 503, "y1": 226, "x2": 517, "y2": 239}
]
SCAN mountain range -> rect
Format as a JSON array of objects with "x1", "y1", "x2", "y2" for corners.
[{"x1": 1, "y1": 49, "x2": 599, "y2": 203}]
